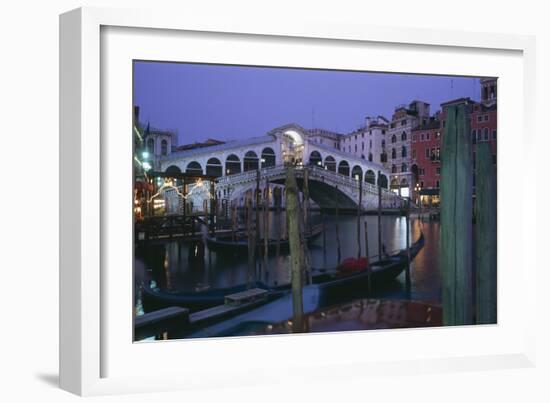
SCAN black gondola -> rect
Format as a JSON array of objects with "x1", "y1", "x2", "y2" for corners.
[
  {"x1": 140, "y1": 232, "x2": 424, "y2": 313},
  {"x1": 203, "y1": 223, "x2": 324, "y2": 254}
]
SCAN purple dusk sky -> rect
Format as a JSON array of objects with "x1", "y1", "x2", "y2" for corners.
[{"x1": 133, "y1": 61, "x2": 481, "y2": 145}]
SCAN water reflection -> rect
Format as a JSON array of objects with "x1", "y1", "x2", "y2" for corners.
[{"x1": 135, "y1": 213, "x2": 441, "y2": 313}]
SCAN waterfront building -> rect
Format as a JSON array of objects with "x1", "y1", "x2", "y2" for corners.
[
  {"x1": 387, "y1": 100, "x2": 431, "y2": 197},
  {"x1": 410, "y1": 77, "x2": 497, "y2": 206},
  {"x1": 340, "y1": 116, "x2": 389, "y2": 171}
]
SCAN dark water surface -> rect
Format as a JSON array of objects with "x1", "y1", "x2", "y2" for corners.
[{"x1": 135, "y1": 213, "x2": 441, "y2": 317}]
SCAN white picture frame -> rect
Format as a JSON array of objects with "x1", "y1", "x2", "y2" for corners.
[{"x1": 60, "y1": 6, "x2": 537, "y2": 396}]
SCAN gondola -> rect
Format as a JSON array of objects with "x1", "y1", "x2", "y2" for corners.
[
  {"x1": 140, "y1": 232, "x2": 424, "y2": 313},
  {"x1": 203, "y1": 223, "x2": 324, "y2": 254}
]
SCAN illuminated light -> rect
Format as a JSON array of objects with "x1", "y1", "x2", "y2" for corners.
[
  {"x1": 142, "y1": 151, "x2": 149, "y2": 159},
  {"x1": 317, "y1": 161, "x2": 322, "y2": 166},
  {"x1": 142, "y1": 162, "x2": 152, "y2": 171}
]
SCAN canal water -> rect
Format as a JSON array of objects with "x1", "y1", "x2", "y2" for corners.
[{"x1": 135, "y1": 213, "x2": 442, "y2": 316}]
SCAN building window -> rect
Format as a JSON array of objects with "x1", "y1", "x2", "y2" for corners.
[
  {"x1": 355, "y1": 144, "x2": 357, "y2": 152},
  {"x1": 477, "y1": 129, "x2": 482, "y2": 141},
  {"x1": 401, "y1": 132, "x2": 407, "y2": 141},
  {"x1": 161, "y1": 139, "x2": 168, "y2": 156},
  {"x1": 401, "y1": 146, "x2": 407, "y2": 158},
  {"x1": 472, "y1": 129, "x2": 477, "y2": 144},
  {"x1": 493, "y1": 154, "x2": 497, "y2": 165},
  {"x1": 147, "y1": 138, "x2": 154, "y2": 154},
  {"x1": 401, "y1": 163, "x2": 407, "y2": 172},
  {"x1": 436, "y1": 180, "x2": 440, "y2": 188},
  {"x1": 362, "y1": 132, "x2": 365, "y2": 138},
  {"x1": 412, "y1": 149, "x2": 417, "y2": 159},
  {"x1": 368, "y1": 153, "x2": 373, "y2": 162},
  {"x1": 421, "y1": 133, "x2": 425, "y2": 141},
  {"x1": 436, "y1": 148, "x2": 440, "y2": 160},
  {"x1": 492, "y1": 130, "x2": 497, "y2": 140},
  {"x1": 392, "y1": 148, "x2": 396, "y2": 159},
  {"x1": 436, "y1": 167, "x2": 441, "y2": 175},
  {"x1": 442, "y1": 120, "x2": 446, "y2": 127},
  {"x1": 477, "y1": 115, "x2": 483, "y2": 122},
  {"x1": 369, "y1": 139, "x2": 372, "y2": 148},
  {"x1": 391, "y1": 135, "x2": 397, "y2": 143},
  {"x1": 401, "y1": 119, "x2": 406, "y2": 126},
  {"x1": 413, "y1": 135, "x2": 417, "y2": 142},
  {"x1": 381, "y1": 140, "x2": 386, "y2": 148},
  {"x1": 425, "y1": 148, "x2": 430, "y2": 158},
  {"x1": 380, "y1": 153, "x2": 387, "y2": 163},
  {"x1": 420, "y1": 181, "x2": 424, "y2": 187},
  {"x1": 392, "y1": 165, "x2": 397, "y2": 173},
  {"x1": 362, "y1": 142, "x2": 364, "y2": 150},
  {"x1": 484, "y1": 128, "x2": 489, "y2": 141},
  {"x1": 484, "y1": 115, "x2": 489, "y2": 122}
]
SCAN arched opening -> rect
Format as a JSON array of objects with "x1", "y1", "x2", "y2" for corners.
[
  {"x1": 390, "y1": 178, "x2": 399, "y2": 193},
  {"x1": 400, "y1": 178, "x2": 410, "y2": 198},
  {"x1": 147, "y1": 138, "x2": 155, "y2": 154},
  {"x1": 351, "y1": 165, "x2": 363, "y2": 181},
  {"x1": 368, "y1": 152, "x2": 373, "y2": 162},
  {"x1": 378, "y1": 174, "x2": 388, "y2": 189},
  {"x1": 401, "y1": 163, "x2": 407, "y2": 172},
  {"x1": 309, "y1": 150, "x2": 322, "y2": 166},
  {"x1": 391, "y1": 148, "x2": 396, "y2": 159},
  {"x1": 165, "y1": 165, "x2": 181, "y2": 176},
  {"x1": 225, "y1": 154, "x2": 241, "y2": 175},
  {"x1": 401, "y1": 146, "x2": 407, "y2": 158},
  {"x1": 401, "y1": 131, "x2": 407, "y2": 141},
  {"x1": 338, "y1": 160, "x2": 350, "y2": 176},
  {"x1": 161, "y1": 139, "x2": 168, "y2": 156},
  {"x1": 243, "y1": 151, "x2": 259, "y2": 171},
  {"x1": 324, "y1": 156, "x2": 336, "y2": 172},
  {"x1": 261, "y1": 147, "x2": 276, "y2": 168},
  {"x1": 391, "y1": 134, "x2": 397, "y2": 143},
  {"x1": 185, "y1": 161, "x2": 203, "y2": 175},
  {"x1": 282, "y1": 130, "x2": 304, "y2": 164},
  {"x1": 365, "y1": 170, "x2": 375, "y2": 184},
  {"x1": 391, "y1": 165, "x2": 397, "y2": 173},
  {"x1": 206, "y1": 157, "x2": 223, "y2": 178}
]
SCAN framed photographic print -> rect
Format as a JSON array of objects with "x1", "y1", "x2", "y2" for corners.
[{"x1": 60, "y1": 6, "x2": 537, "y2": 396}]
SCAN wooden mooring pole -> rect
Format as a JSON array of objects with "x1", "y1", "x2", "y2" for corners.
[
  {"x1": 405, "y1": 197, "x2": 411, "y2": 294},
  {"x1": 377, "y1": 171, "x2": 382, "y2": 261},
  {"x1": 357, "y1": 177, "x2": 363, "y2": 260},
  {"x1": 475, "y1": 142, "x2": 497, "y2": 324},
  {"x1": 263, "y1": 176, "x2": 269, "y2": 281},
  {"x1": 285, "y1": 165, "x2": 304, "y2": 332},
  {"x1": 255, "y1": 169, "x2": 262, "y2": 278},
  {"x1": 246, "y1": 198, "x2": 255, "y2": 289},
  {"x1": 440, "y1": 103, "x2": 474, "y2": 326},
  {"x1": 335, "y1": 185, "x2": 341, "y2": 264},
  {"x1": 364, "y1": 221, "x2": 371, "y2": 294}
]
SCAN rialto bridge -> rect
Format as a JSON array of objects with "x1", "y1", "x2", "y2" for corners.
[{"x1": 157, "y1": 124, "x2": 402, "y2": 211}]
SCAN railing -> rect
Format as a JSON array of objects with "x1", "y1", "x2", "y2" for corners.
[{"x1": 216, "y1": 164, "x2": 402, "y2": 202}]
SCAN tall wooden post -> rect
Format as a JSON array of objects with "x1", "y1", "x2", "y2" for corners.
[
  {"x1": 322, "y1": 212, "x2": 327, "y2": 267},
  {"x1": 475, "y1": 142, "x2": 497, "y2": 324},
  {"x1": 263, "y1": 176, "x2": 269, "y2": 281},
  {"x1": 405, "y1": 197, "x2": 411, "y2": 293},
  {"x1": 335, "y1": 185, "x2": 341, "y2": 264},
  {"x1": 377, "y1": 171, "x2": 382, "y2": 262},
  {"x1": 255, "y1": 169, "x2": 262, "y2": 277},
  {"x1": 440, "y1": 103, "x2": 474, "y2": 326},
  {"x1": 357, "y1": 177, "x2": 363, "y2": 260},
  {"x1": 364, "y1": 221, "x2": 371, "y2": 294},
  {"x1": 246, "y1": 198, "x2": 255, "y2": 289},
  {"x1": 303, "y1": 167, "x2": 310, "y2": 233},
  {"x1": 209, "y1": 181, "x2": 216, "y2": 236},
  {"x1": 276, "y1": 187, "x2": 282, "y2": 259},
  {"x1": 285, "y1": 166, "x2": 304, "y2": 332}
]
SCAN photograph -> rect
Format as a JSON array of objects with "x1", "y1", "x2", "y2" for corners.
[{"x1": 132, "y1": 61, "x2": 497, "y2": 341}]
